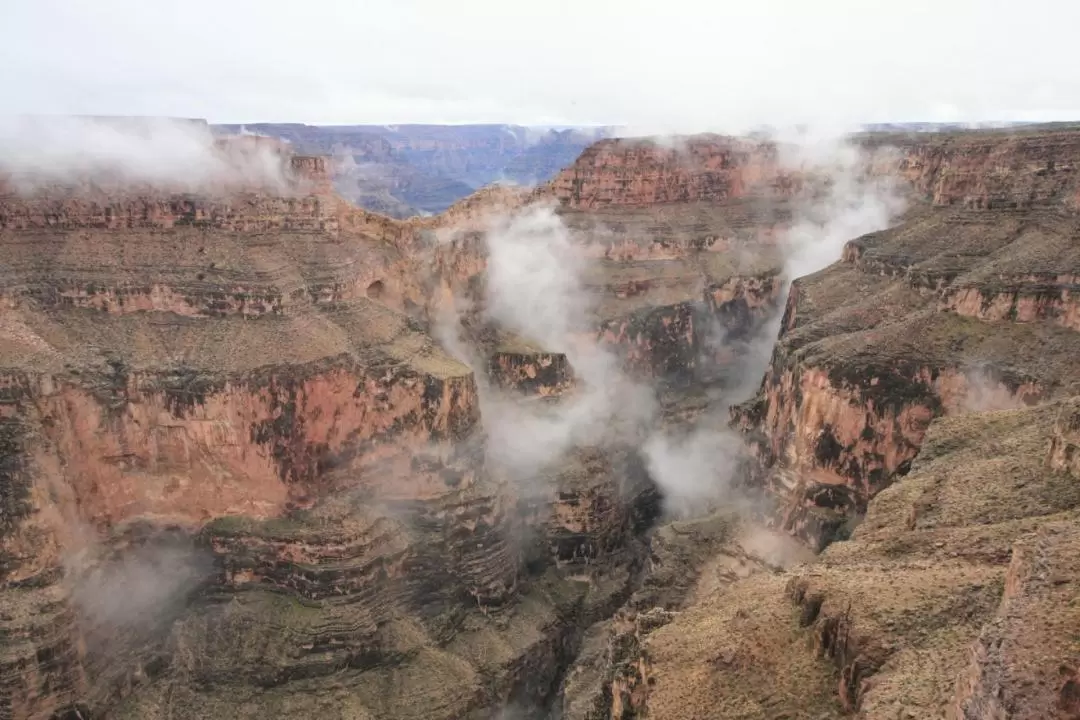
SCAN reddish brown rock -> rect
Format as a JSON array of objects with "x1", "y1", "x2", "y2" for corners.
[
  {"x1": 735, "y1": 132, "x2": 1080, "y2": 547},
  {"x1": 543, "y1": 135, "x2": 800, "y2": 209},
  {"x1": 878, "y1": 129, "x2": 1080, "y2": 211},
  {"x1": 488, "y1": 349, "x2": 574, "y2": 396},
  {"x1": 1048, "y1": 398, "x2": 1080, "y2": 479}
]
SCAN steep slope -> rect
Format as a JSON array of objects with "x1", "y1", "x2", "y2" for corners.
[
  {"x1": 735, "y1": 128, "x2": 1080, "y2": 548},
  {"x1": 617, "y1": 128, "x2": 1080, "y2": 719},
  {"x1": 9, "y1": 122, "x2": 1080, "y2": 720},
  {"x1": 633, "y1": 403, "x2": 1080, "y2": 719}
]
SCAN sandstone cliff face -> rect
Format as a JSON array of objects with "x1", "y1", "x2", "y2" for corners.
[
  {"x1": 608, "y1": 128, "x2": 1080, "y2": 719},
  {"x1": 0, "y1": 307, "x2": 521, "y2": 715},
  {"x1": 878, "y1": 130, "x2": 1080, "y2": 210},
  {"x1": 544, "y1": 135, "x2": 801, "y2": 209},
  {"x1": 731, "y1": 132, "x2": 1080, "y2": 549},
  {"x1": 2, "y1": 124, "x2": 792, "y2": 719}
]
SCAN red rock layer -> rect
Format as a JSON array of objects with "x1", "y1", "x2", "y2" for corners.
[{"x1": 543, "y1": 135, "x2": 800, "y2": 209}]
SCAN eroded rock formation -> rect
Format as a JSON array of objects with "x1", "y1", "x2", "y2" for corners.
[
  {"x1": 621, "y1": 128, "x2": 1080, "y2": 719},
  {"x1": 6, "y1": 121, "x2": 1080, "y2": 720},
  {"x1": 0, "y1": 120, "x2": 796, "y2": 719}
]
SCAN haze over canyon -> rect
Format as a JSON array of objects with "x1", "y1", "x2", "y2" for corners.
[
  {"x1": 3, "y1": 1, "x2": 1080, "y2": 717},
  {"x1": 1, "y1": 111, "x2": 1079, "y2": 720}
]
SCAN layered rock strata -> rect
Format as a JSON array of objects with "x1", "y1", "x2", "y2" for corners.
[
  {"x1": 618, "y1": 127, "x2": 1080, "y2": 719},
  {"x1": 5, "y1": 127, "x2": 792, "y2": 718},
  {"x1": 735, "y1": 160, "x2": 1080, "y2": 548},
  {"x1": 631, "y1": 403, "x2": 1080, "y2": 719},
  {"x1": 10, "y1": 123, "x2": 1080, "y2": 720}
]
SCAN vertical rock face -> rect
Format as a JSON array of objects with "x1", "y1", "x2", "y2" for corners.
[
  {"x1": 597, "y1": 273, "x2": 783, "y2": 383},
  {"x1": 1048, "y1": 398, "x2": 1080, "y2": 478},
  {"x1": 616, "y1": 128, "x2": 1080, "y2": 720},
  {"x1": 13, "y1": 121, "x2": 1080, "y2": 720},
  {"x1": 488, "y1": 350, "x2": 575, "y2": 396},
  {"x1": 544, "y1": 135, "x2": 800, "y2": 209},
  {"x1": 732, "y1": 130, "x2": 1080, "y2": 549},
  {"x1": 876, "y1": 130, "x2": 1080, "y2": 210}
]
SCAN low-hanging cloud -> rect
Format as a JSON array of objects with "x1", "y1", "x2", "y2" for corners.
[
  {"x1": 438, "y1": 205, "x2": 655, "y2": 486},
  {"x1": 436, "y1": 127, "x2": 907, "y2": 519},
  {"x1": 0, "y1": 115, "x2": 292, "y2": 193},
  {"x1": 641, "y1": 129, "x2": 907, "y2": 518},
  {"x1": 779, "y1": 130, "x2": 907, "y2": 280}
]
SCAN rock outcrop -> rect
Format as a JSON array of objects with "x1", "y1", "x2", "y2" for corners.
[
  {"x1": 734, "y1": 136, "x2": 1080, "y2": 548},
  {"x1": 545, "y1": 135, "x2": 800, "y2": 209}
]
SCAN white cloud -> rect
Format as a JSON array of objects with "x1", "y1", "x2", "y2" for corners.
[{"x1": 2, "y1": 0, "x2": 1078, "y2": 128}]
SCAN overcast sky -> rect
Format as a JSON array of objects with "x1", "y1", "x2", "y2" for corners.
[{"x1": 3, "y1": 0, "x2": 1079, "y2": 131}]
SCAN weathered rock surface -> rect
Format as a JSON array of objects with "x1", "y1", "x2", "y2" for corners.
[
  {"x1": 621, "y1": 127, "x2": 1080, "y2": 719},
  {"x1": 736, "y1": 175, "x2": 1080, "y2": 549},
  {"x1": 11, "y1": 121, "x2": 1080, "y2": 720},
  {"x1": 545, "y1": 135, "x2": 800, "y2": 209}
]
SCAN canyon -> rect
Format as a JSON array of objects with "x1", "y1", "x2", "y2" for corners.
[
  {"x1": 213, "y1": 123, "x2": 611, "y2": 218},
  {"x1": 1, "y1": 120, "x2": 1079, "y2": 720}
]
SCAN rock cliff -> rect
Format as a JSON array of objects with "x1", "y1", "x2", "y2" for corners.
[
  {"x1": 544, "y1": 135, "x2": 800, "y2": 209},
  {"x1": 214, "y1": 123, "x2": 611, "y2": 217},
  {"x1": 734, "y1": 134, "x2": 1080, "y2": 548},
  {"x1": 0, "y1": 122, "x2": 790, "y2": 719},
  {"x1": 6, "y1": 121, "x2": 1080, "y2": 720},
  {"x1": 617, "y1": 128, "x2": 1080, "y2": 719}
]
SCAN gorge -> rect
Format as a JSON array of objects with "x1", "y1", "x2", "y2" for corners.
[{"x1": 1, "y1": 118, "x2": 1080, "y2": 720}]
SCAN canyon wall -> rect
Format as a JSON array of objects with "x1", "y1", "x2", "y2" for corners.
[
  {"x1": 554, "y1": 127, "x2": 1080, "y2": 720},
  {"x1": 9, "y1": 123, "x2": 1080, "y2": 720},
  {"x1": 214, "y1": 123, "x2": 610, "y2": 217},
  {"x1": 3, "y1": 126, "x2": 783, "y2": 718},
  {"x1": 729, "y1": 129, "x2": 1080, "y2": 549},
  {"x1": 544, "y1": 134, "x2": 800, "y2": 209}
]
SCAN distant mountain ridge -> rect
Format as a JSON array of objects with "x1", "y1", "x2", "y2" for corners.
[{"x1": 212, "y1": 123, "x2": 613, "y2": 217}]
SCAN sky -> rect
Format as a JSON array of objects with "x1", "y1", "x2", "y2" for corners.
[{"x1": 3, "y1": 0, "x2": 1080, "y2": 132}]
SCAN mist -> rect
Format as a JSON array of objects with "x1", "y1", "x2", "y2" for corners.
[
  {"x1": 0, "y1": 115, "x2": 292, "y2": 193},
  {"x1": 779, "y1": 131, "x2": 907, "y2": 280},
  {"x1": 434, "y1": 129, "x2": 908, "y2": 517},
  {"x1": 437, "y1": 206, "x2": 655, "y2": 487},
  {"x1": 641, "y1": 130, "x2": 907, "y2": 518},
  {"x1": 70, "y1": 537, "x2": 210, "y2": 634}
]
